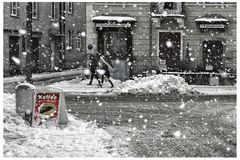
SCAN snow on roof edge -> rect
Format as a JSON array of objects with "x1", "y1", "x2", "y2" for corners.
[
  {"x1": 91, "y1": 16, "x2": 137, "y2": 22},
  {"x1": 195, "y1": 18, "x2": 228, "y2": 22}
]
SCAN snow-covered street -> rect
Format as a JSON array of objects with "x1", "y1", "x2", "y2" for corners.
[
  {"x1": 3, "y1": 93, "x2": 132, "y2": 157},
  {"x1": 3, "y1": 74, "x2": 236, "y2": 157}
]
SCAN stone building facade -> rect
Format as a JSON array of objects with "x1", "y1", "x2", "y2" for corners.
[
  {"x1": 3, "y1": 2, "x2": 86, "y2": 76},
  {"x1": 4, "y1": 2, "x2": 236, "y2": 81},
  {"x1": 86, "y1": 2, "x2": 236, "y2": 80}
]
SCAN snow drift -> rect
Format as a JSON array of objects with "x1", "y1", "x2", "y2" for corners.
[
  {"x1": 113, "y1": 74, "x2": 198, "y2": 95},
  {"x1": 3, "y1": 93, "x2": 131, "y2": 157}
]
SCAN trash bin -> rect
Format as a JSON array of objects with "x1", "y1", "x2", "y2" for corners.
[{"x1": 15, "y1": 83, "x2": 35, "y2": 114}]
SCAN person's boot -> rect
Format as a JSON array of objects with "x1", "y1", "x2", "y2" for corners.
[
  {"x1": 87, "y1": 81, "x2": 92, "y2": 85},
  {"x1": 97, "y1": 80, "x2": 102, "y2": 88},
  {"x1": 109, "y1": 80, "x2": 114, "y2": 88}
]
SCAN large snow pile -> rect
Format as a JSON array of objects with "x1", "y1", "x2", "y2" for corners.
[
  {"x1": 3, "y1": 93, "x2": 131, "y2": 157},
  {"x1": 113, "y1": 74, "x2": 198, "y2": 95}
]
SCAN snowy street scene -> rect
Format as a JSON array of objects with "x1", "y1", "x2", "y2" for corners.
[{"x1": 3, "y1": 1, "x2": 237, "y2": 158}]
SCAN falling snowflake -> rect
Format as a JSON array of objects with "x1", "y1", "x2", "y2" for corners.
[
  {"x1": 81, "y1": 32, "x2": 86, "y2": 37},
  {"x1": 11, "y1": 57, "x2": 20, "y2": 65},
  {"x1": 180, "y1": 102, "x2": 185, "y2": 109},
  {"x1": 173, "y1": 130, "x2": 181, "y2": 138},
  {"x1": 84, "y1": 69, "x2": 90, "y2": 75},
  {"x1": 190, "y1": 57, "x2": 195, "y2": 61},
  {"x1": 19, "y1": 29, "x2": 26, "y2": 35},
  {"x1": 126, "y1": 137, "x2": 131, "y2": 141},
  {"x1": 166, "y1": 40, "x2": 173, "y2": 48},
  {"x1": 52, "y1": 22, "x2": 59, "y2": 28},
  {"x1": 115, "y1": 59, "x2": 120, "y2": 64}
]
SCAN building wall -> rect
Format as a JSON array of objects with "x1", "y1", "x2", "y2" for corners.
[
  {"x1": 4, "y1": 2, "x2": 26, "y2": 76},
  {"x1": 65, "y1": 2, "x2": 87, "y2": 69},
  {"x1": 3, "y1": 2, "x2": 86, "y2": 77},
  {"x1": 86, "y1": 2, "x2": 151, "y2": 75},
  {"x1": 86, "y1": 2, "x2": 236, "y2": 77},
  {"x1": 184, "y1": 2, "x2": 236, "y2": 70}
]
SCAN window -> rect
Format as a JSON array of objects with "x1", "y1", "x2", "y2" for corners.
[
  {"x1": 32, "y1": 2, "x2": 38, "y2": 19},
  {"x1": 60, "y1": 2, "x2": 66, "y2": 34},
  {"x1": 163, "y1": 2, "x2": 176, "y2": 10},
  {"x1": 68, "y1": 2, "x2": 73, "y2": 14},
  {"x1": 152, "y1": 2, "x2": 183, "y2": 15},
  {"x1": 11, "y1": 2, "x2": 19, "y2": 17},
  {"x1": 68, "y1": 30, "x2": 73, "y2": 50},
  {"x1": 51, "y1": 2, "x2": 56, "y2": 21},
  {"x1": 76, "y1": 33, "x2": 82, "y2": 51}
]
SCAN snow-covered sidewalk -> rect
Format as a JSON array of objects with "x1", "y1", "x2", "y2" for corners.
[
  {"x1": 3, "y1": 93, "x2": 132, "y2": 157},
  {"x1": 49, "y1": 74, "x2": 199, "y2": 96},
  {"x1": 48, "y1": 75, "x2": 236, "y2": 96},
  {"x1": 191, "y1": 85, "x2": 236, "y2": 95},
  {"x1": 4, "y1": 70, "x2": 236, "y2": 96},
  {"x1": 4, "y1": 68, "x2": 85, "y2": 84}
]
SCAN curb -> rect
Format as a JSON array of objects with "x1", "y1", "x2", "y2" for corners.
[
  {"x1": 4, "y1": 69, "x2": 85, "y2": 84},
  {"x1": 65, "y1": 93, "x2": 236, "y2": 102}
]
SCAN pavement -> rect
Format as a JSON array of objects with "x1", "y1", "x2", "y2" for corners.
[
  {"x1": 3, "y1": 68, "x2": 85, "y2": 84},
  {"x1": 3, "y1": 68, "x2": 237, "y2": 98}
]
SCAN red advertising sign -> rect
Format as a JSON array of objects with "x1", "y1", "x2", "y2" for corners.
[{"x1": 32, "y1": 93, "x2": 60, "y2": 128}]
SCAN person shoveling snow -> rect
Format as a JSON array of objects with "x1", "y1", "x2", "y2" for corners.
[{"x1": 98, "y1": 55, "x2": 115, "y2": 88}]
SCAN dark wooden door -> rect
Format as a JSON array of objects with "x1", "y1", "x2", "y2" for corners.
[
  {"x1": 159, "y1": 32, "x2": 181, "y2": 71},
  {"x1": 9, "y1": 36, "x2": 20, "y2": 75},
  {"x1": 203, "y1": 40, "x2": 223, "y2": 72},
  {"x1": 98, "y1": 29, "x2": 132, "y2": 80}
]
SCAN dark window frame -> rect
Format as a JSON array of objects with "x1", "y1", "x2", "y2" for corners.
[
  {"x1": 32, "y1": 2, "x2": 39, "y2": 19},
  {"x1": 10, "y1": 2, "x2": 19, "y2": 17},
  {"x1": 68, "y1": 2, "x2": 73, "y2": 15},
  {"x1": 76, "y1": 32, "x2": 82, "y2": 51},
  {"x1": 163, "y1": 2, "x2": 176, "y2": 10},
  {"x1": 68, "y1": 30, "x2": 74, "y2": 50},
  {"x1": 51, "y1": 2, "x2": 56, "y2": 21}
]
